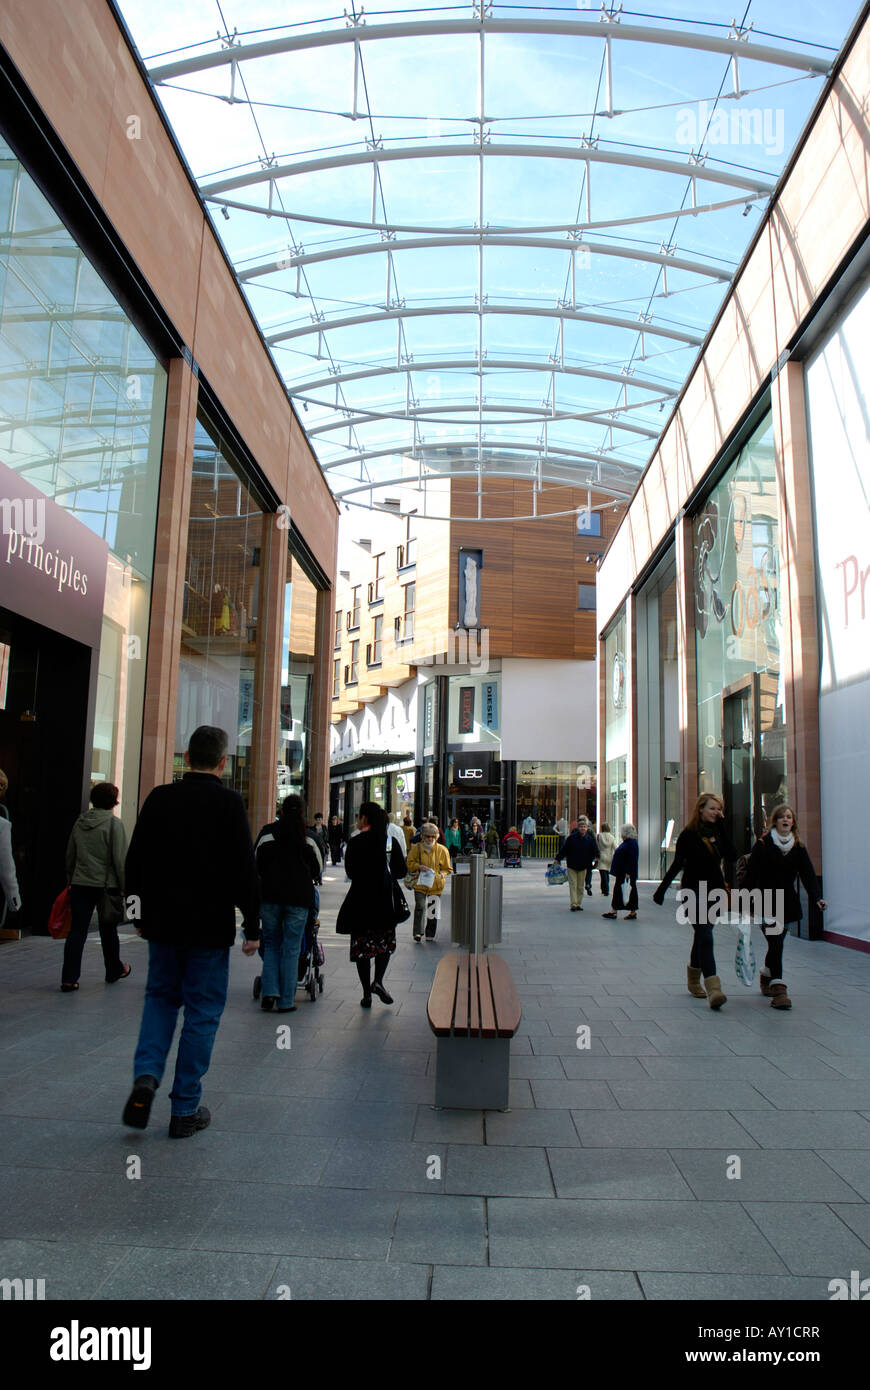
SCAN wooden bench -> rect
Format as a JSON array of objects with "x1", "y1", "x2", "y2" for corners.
[{"x1": 426, "y1": 952, "x2": 522, "y2": 1110}]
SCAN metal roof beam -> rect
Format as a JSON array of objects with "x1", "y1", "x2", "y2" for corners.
[
  {"x1": 204, "y1": 143, "x2": 774, "y2": 200},
  {"x1": 321, "y1": 438, "x2": 645, "y2": 472},
  {"x1": 241, "y1": 234, "x2": 730, "y2": 283},
  {"x1": 149, "y1": 18, "x2": 832, "y2": 84},
  {"x1": 332, "y1": 471, "x2": 635, "y2": 505},
  {"x1": 305, "y1": 403, "x2": 660, "y2": 440},
  {"x1": 267, "y1": 303, "x2": 703, "y2": 348},
  {"x1": 287, "y1": 357, "x2": 679, "y2": 396}
]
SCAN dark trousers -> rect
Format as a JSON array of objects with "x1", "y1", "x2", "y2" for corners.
[
  {"x1": 689, "y1": 923, "x2": 716, "y2": 977},
  {"x1": 599, "y1": 870, "x2": 610, "y2": 894},
  {"x1": 522, "y1": 834, "x2": 536, "y2": 857},
  {"x1": 62, "y1": 885, "x2": 123, "y2": 985},
  {"x1": 761, "y1": 920, "x2": 793, "y2": 981},
  {"x1": 610, "y1": 876, "x2": 638, "y2": 913}
]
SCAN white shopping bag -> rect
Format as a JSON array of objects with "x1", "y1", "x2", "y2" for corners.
[{"x1": 726, "y1": 914, "x2": 757, "y2": 987}]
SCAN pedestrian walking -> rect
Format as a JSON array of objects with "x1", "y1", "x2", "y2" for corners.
[
  {"x1": 602, "y1": 825, "x2": 639, "y2": 920},
  {"x1": 743, "y1": 804, "x2": 827, "y2": 1010},
  {"x1": 121, "y1": 726, "x2": 260, "y2": 1137},
  {"x1": 61, "y1": 783, "x2": 130, "y2": 991},
  {"x1": 401, "y1": 812, "x2": 415, "y2": 853},
  {"x1": 337, "y1": 801, "x2": 406, "y2": 1006},
  {"x1": 446, "y1": 817, "x2": 461, "y2": 867},
  {"x1": 310, "y1": 812, "x2": 329, "y2": 861},
  {"x1": 0, "y1": 767, "x2": 21, "y2": 930},
  {"x1": 406, "y1": 822, "x2": 452, "y2": 941},
  {"x1": 555, "y1": 816, "x2": 598, "y2": 911},
  {"x1": 596, "y1": 822, "x2": 617, "y2": 895},
  {"x1": 328, "y1": 814, "x2": 344, "y2": 865},
  {"x1": 652, "y1": 793, "x2": 736, "y2": 1010},
  {"x1": 466, "y1": 817, "x2": 485, "y2": 854},
  {"x1": 521, "y1": 812, "x2": 537, "y2": 858},
  {"x1": 254, "y1": 795, "x2": 321, "y2": 1013}
]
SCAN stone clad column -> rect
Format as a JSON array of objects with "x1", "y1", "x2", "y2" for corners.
[
  {"x1": 772, "y1": 360, "x2": 822, "y2": 867},
  {"x1": 249, "y1": 514, "x2": 288, "y2": 837},
  {"x1": 140, "y1": 356, "x2": 197, "y2": 800},
  {"x1": 674, "y1": 512, "x2": 699, "y2": 827}
]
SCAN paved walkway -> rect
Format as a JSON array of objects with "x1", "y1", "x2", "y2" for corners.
[{"x1": 1, "y1": 867, "x2": 869, "y2": 1301}]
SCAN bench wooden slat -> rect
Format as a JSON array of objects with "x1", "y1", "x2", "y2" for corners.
[
  {"x1": 454, "y1": 951, "x2": 470, "y2": 1035},
  {"x1": 477, "y1": 956, "x2": 498, "y2": 1039},
  {"x1": 427, "y1": 953, "x2": 460, "y2": 1036},
  {"x1": 486, "y1": 954, "x2": 523, "y2": 1037},
  {"x1": 468, "y1": 954, "x2": 481, "y2": 1035}
]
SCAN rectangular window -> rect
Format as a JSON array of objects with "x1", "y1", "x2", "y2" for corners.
[
  {"x1": 346, "y1": 639, "x2": 359, "y2": 685},
  {"x1": 369, "y1": 553, "x2": 384, "y2": 605},
  {"x1": 396, "y1": 581, "x2": 415, "y2": 642},
  {"x1": 332, "y1": 657, "x2": 340, "y2": 699},
  {"x1": 348, "y1": 587, "x2": 361, "y2": 630},
  {"x1": 398, "y1": 513, "x2": 417, "y2": 569},
  {"x1": 576, "y1": 510, "x2": 603, "y2": 538},
  {"x1": 577, "y1": 584, "x2": 596, "y2": 611},
  {"x1": 334, "y1": 609, "x2": 342, "y2": 649},
  {"x1": 368, "y1": 613, "x2": 383, "y2": 665}
]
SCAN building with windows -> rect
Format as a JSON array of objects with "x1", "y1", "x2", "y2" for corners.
[
  {"x1": 596, "y1": 11, "x2": 870, "y2": 947},
  {"x1": 0, "y1": 4, "x2": 337, "y2": 935},
  {"x1": 329, "y1": 475, "x2": 619, "y2": 838}
]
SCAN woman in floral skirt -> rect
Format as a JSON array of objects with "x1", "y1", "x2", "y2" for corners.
[{"x1": 337, "y1": 801, "x2": 406, "y2": 1007}]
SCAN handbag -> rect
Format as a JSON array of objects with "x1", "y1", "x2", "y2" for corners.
[
  {"x1": 48, "y1": 886, "x2": 72, "y2": 940},
  {"x1": 390, "y1": 870, "x2": 411, "y2": 925},
  {"x1": 98, "y1": 889, "x2": 124, "y2": 930},
  {"x1": 546, "y1": 862, "x2": 568, "y2": 886}
]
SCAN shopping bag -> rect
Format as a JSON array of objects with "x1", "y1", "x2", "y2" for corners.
[
  {"x1": 727, "y1": 916, "x2": 757, "y2": 987},
  {"x1": 620, "y1": 878, "x2": 633, "y2": 907},
  {"x1": 546, "y1": 862, "x2": 568, "y2": 886},
  {"x1": 48, "y1": 886, "x2": 72, "y2": 940}
]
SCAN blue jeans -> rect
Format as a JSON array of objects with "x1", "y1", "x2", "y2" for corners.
[
  {"x1": 133, "y1": 942, "x2": 230, "y2": 1117},
  {"x1": 261, "y1": 903, "x2": 308, "y2": 1007}
]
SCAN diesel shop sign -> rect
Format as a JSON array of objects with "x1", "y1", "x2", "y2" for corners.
[{"x1": 0, "y1": 458, "x2": 108, "y2": 649}]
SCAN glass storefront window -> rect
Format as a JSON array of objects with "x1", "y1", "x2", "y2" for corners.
[
  {"x1": 515, "y1": 760, "x2": 596, "y2": 830},
  {"x1": 693, "y1": 414, "x2": 786, "y2": 851},
  {"x1": 636, "y1": 553, "x2": 680, "y2": 876},
  {"x1": 279, "y1": 552, "x2": 318, "y2": 806},
  {"x1": 603, "y1": 609, "x2": 628, "y2": 834},
  {"x1": 175, "y1": 416, "x2": 265, "y2": 808},
  {"x1": 0, "y1": 135, "x2": 166, "y2": 833},
  {"x1": 447, "y1": 672, "x2": 500, "y2": 746}
]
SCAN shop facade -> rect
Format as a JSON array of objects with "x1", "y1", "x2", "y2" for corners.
[{"x1": 0, "y1": 15, "x2": 337, "y2": 934}]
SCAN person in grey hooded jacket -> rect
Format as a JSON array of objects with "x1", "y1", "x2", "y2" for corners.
[{"x1": 61, "y1": 782, "x2": 130, "y2": 991}]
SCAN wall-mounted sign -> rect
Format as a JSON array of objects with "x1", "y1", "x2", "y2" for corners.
[
  {"x1": 458, "y1": 685, "x2": 475, "y2": 734},
  {"x1": 482, "y1": 680, "x2": 498, "y2": 730},
  {"x1": 451, "y1": 750, "x2": 497, "y2": 788},
  {"x1": 0, "y1": 458, "x2": 108, "y2": 649}
]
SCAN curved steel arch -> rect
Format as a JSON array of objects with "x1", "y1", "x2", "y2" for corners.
[
  {"x1": 320, "y1": 438, "x2": 645, "y2": 473},
  {"x1": 242, "y1": 234, "x2": 732, "y2": 283},
  {"x1": 306, "y1": 403, "x2": 660, "y2": 440},
  {"x1": 331, "y1": 471, "x2": 635, "y2": 505},
  {"x1": 208, "y1": 189, "x2": 756, "y2": 238},
  {"x1": 203, "y1": 142, "x2": 775, "y2": 200},
  {"x1": 286, "y1": 356, "x2": 679, "y2": 397},
  {"x1": 148, "y1": 17, "x2": 832, "y2": 85},
  {"x1": 267, "y1": 303, "x2": 704, "y2": 349}
]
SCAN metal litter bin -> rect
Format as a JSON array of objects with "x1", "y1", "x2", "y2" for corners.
[{"x1": 451, "y1": 855, "x2": 503, "y2": 949}]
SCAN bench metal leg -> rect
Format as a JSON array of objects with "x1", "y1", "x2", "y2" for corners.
[{"x1": 434, "y1": 1035, "x2": 511, "y2": 1110}]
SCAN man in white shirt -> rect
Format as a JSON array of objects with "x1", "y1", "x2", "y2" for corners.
[{"x1": 521, "y1": 813, "x2": 537, "y2": 858}]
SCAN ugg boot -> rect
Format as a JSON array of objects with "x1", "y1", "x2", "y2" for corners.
[
  {"x1": 687, "y1": 965, "x2": 707, "y2": 998},
  {"x1": 704, "y1": 975, "x2": 727, "y2": 1010},
  {"x1": 769, "y1": 982, "x2": 792, "y2": 1010},
  {"x1": 759, "y1": 968, "x2": 773, "y2": 997}
]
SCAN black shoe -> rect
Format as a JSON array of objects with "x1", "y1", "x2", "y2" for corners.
[
  {"x1": 413, "y1": 934, "x2": 422, "y2": 942},
  {"x1": 168, "y1": 1106, "x2": 211, "y2": 1139},
  {"x1": 122, "y1": 1075, "x2": 158, "y2": 1129},
  {"x1": 277, "y1": 1004, "x2": 297, "y2": 1013},
  {"x1": 370, "y1": 981, "x2": 393, "y2": 1005},
  {"x1": 261, "y1": 996, "x2": 278, "y2": 1011},
  {"x1": 360, "y1": 994, "x2": 372, "y2": 1008}
]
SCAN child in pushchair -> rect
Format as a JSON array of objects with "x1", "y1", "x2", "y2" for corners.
[
  {"x1": 252, "y1": 889, "x2": 325, "y2": 1005},
  {"x1": 502, "y1": 828, "x2": 523, "y2": 868}
]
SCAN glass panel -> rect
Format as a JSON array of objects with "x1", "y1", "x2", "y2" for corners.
[
  {"x1": 693, "y1": 413, "x2": 786, "y2": 849},
  {"x1": 175, "y1": 416, "x2": 264, "y2": 808},
  {"x1": 603, "y1": 607, "x2": 628, "y2": 833},
  {"x1": 280, "y1": 552, "x2": 318, "y2": 805},
  {"x1": 0, "y1": 133, "x2": 167, "y2": 830}
]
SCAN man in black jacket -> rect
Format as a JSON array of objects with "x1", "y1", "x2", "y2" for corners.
[{"x1": 121, "y1": 726, "x2": 260, "y2": 1138}]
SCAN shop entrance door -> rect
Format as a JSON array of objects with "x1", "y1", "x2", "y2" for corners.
[
  {"x1": 721, "y1": 675, "x2": 762, "y2": 856},
  {"x1": 0, "y1": 606, "x2": 93, "y2": 935},
  {"x1": 449, "y1": 796, "x2": 496, "y2": 840}
]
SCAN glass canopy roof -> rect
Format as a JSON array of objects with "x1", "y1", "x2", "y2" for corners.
[{"x1": 119, "y1": 1, "x2": 858, "y2": 520}]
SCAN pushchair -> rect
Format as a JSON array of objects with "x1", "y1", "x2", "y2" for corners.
[
  {"x1": 502, "y1": 831, "x2": 523, "y2": 869},
  {"x1": 252, "y1": 901, "x2": 325, "y2": 1005}
]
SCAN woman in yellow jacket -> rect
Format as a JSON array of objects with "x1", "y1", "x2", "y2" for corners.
[{"x1": 406, "y1": 822, "x2": 452, "y2": 942}]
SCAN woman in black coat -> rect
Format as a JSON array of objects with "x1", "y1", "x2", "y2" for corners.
[
  {"x1": 602, "y1": 825, "x2": 639, "y2": 920},
  {"x1": 338, "y1": 801, "x2": 406, "y2": 1007},
  {"x1": 743, "y1": 805, "x2": 827, "y2": 1010},
  {"x1": 653, "y1": 793, "x2": 736, "y2": 1010}
]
